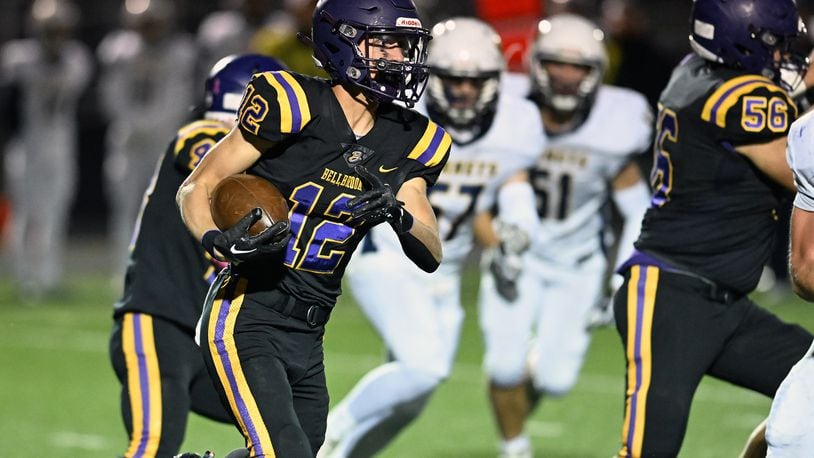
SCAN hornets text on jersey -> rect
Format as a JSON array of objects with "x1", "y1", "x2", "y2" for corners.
[
  {"x1": 234, "y1": 70, "x2": 450, "y2": 308},
  {"x1": 113, "y1": 119, "x2": 229, "y2": 330},
  {"x1": 635, "y1": 54, "x2": 797, "y2": 294}
]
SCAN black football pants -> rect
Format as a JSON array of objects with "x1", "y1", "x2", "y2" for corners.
[
  {"x1": 198, "y1": 270, "x2": 328, "y2": 458},
  {"x1": 110, "y1": 313, "x2": 232, "y2": 458},
  {"x1": 613, "y1": 265, "x2": 812, "y2": 458}
]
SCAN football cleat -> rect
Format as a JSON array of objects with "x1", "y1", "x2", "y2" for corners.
[
  {"x1": 174, "y1": 451, "x2": 214, "y2": 458},
  {"x1": 223, "y1": 448, "x2": 250, "y2": 458}
]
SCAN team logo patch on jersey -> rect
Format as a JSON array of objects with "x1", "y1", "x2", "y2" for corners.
[{"x1": 341, "y1": 143, "x2": 376, "y2": 169}]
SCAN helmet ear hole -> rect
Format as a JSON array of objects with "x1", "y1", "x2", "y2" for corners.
[
  {"x1": 325, "y1": 42, "x2": 339, "y2": 54},
  {"x1": 308, "y1": 0, "x2": 430, "y2": 106},
  {"x1": 689, "y1": 0, "x2": 805, "y2": 87}
]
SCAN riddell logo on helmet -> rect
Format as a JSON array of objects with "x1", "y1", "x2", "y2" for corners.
[{"x1": 396, "y1": 17, "x2": 422, "y2": 28}]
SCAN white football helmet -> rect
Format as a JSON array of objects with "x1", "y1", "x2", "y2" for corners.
[
  {"x1": 426, "y1": 17, "x2": 505, "y2": 144},
  {"x1": 528, "y1": 13, "x2": 608, "y2": 115}
]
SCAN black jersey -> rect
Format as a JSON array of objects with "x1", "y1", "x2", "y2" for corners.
[
  {"x1": 113, "y1": 120, "x2": 229, "y2": 330},
  {"x1": 234, "y1": 70, "x2": 450, "y2": 307},
  {"x1": 636, "y1": 54, "x2": 796, "y2": 294}
]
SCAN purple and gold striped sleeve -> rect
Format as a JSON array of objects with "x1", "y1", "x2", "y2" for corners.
[
  {"x1": 237, "y1": 71, "x2": 313, "y2": 143},
  {"x1": 701, "y1": 74, "x2": 797, "y2": 144},
  {"x1": 405, "y1": 119, "x2": 452, "y2": 186}
]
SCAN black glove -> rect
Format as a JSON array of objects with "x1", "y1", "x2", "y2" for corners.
[
  {"x1": 347, "y1": 165, "x2": 413, "y2": 233},
  {"x1": 202, "y1": 208, "x2": 290, "y2": 264}
]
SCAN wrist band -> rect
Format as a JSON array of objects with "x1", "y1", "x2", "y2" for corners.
[{"x1": 392, "y1": 208, "x2": 414, "y2": 234}]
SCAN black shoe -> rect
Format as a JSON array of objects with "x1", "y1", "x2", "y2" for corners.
[
  {"x1": 224, "y1": 449, "x2": 250, "y2": 458},
  {"x1": 175, "y1": 451, "x2": 214, "y2": 458}
]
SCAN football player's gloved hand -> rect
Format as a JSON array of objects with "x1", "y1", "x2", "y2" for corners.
[
  {"x1": 487, "y1": 221, "x2": 531, "y2": 302},
  {"x1": 587, "y1": 276, "x2": 623, "y2": 329},
  {"x1": 202, "y1": 208, "x2": 290, "y2": 264},
  {"x1": 586, "y1": 294, "x2": 616, "y2": 330},
  {"x1": 348, "y1": 165, "x2": 413, "y2": 233}
]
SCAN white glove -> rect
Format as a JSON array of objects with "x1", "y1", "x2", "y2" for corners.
[
  {"x1": 487, "y1": 221, "x2": 531, "y2": 302},
  {"x1": 586, "y1": 293, "x2": 616, "y2": 330}
]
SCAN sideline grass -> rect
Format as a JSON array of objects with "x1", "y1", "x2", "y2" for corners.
[{"x1": 0, "y1": 272, "x2": 810, "y2": 457}]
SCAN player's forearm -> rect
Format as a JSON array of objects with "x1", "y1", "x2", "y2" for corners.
[
  {"x1": 789, "y1": 206, "x2": 814, "y2": 301},
  {"x1": 790, "y1": 259, "x2": 814, "y2": 302},
  {"x1": 177, "y1": 180, "x2": 218, "y2": 241},
  {"x1": 397, "y1": 221, "x2": 442, "y2": 273},
  {"x1": 736, "y1": 137, "x2": 796, "y2": 192},
  {"x1": 473, "y1": 211, "x2": 500, "y2": 249},
  {"x1": 611, "y1": 180, "x2": 650, "y2": 270}
]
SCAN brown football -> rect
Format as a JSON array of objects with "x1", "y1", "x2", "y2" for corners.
[{"x1": 210, "y1": 174, "x2": 289, "y2": 236}]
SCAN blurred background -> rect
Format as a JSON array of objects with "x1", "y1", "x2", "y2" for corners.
[
  {"x1": 6, "y1": 0, "x2": 813, "y2": 268},
  {"x1": 0, "y1": 0, "x2": 694, "y2": 249},
  {"x1": 2, "y1": 0, "x2": 814, "y2": 456}
]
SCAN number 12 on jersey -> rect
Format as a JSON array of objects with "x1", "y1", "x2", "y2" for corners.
[{"x1": 283, "y1": 182, "x2": 355, "y2": 274}]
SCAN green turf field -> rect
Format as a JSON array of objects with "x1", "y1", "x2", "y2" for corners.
[{"x1": 0, "y1": 267, "x2": 810, "y2": 457}]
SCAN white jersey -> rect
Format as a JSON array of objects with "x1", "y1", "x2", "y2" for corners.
[
  {"x1": 365, "y1": 87, "x2": 545, "y2": 269},
  {"x1": 503, "y1": 74, "x2": 652, "y2": 264},
  {"x1": 787, "y1": 109, "x2": 814, "y2": 211}
]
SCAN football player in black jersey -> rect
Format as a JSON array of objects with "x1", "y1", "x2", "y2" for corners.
[
  {"x1": 175, "y1": 1, "x2": 449, "y2": 457},
  {"x1": 108, "y1": 54, "x2": 287, "y2": 458},
  {"x1": 612, "y1": 1, "x2": 814, "y2": 456}
]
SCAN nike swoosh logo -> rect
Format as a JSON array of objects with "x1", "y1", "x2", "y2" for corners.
[
  {"x1": 379, "y1": 165, "x2": 398, "y2": 173},
  {"x1": 230, "y1": 245, "x2": 257, "y2": 255}
]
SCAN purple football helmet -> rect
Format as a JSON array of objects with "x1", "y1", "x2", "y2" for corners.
[
  {"x1": 301, "y1": 0, "x2": 431, "y2": 107},
  {"x1": 689, "y1": 0, "x2": 808, "y2": 90},
  {"x1": 204, "y1": 54, "x2": 288, "y2": 120}
]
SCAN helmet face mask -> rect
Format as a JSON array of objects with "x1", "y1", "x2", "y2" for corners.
[
  {"x1": 425, "y1": 17, "x2": 505, "y2": 143},
  {"x1": 529, "y1": 14, "x2": 608, "y2": 117},
  {"x1": 304, "y1": 0, "x2": 431, "y2": 107},
  {"x1": 689, "y1": 0, "x2": 809, "y2": 92}
]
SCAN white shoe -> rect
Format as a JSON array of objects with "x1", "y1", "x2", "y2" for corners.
[
  {"x1": 316, "y1": 435, "x2": 341, "y2": 458},
  {"x1": 499, "y1": 435, "x2": 533, "y2": 458},
  {"x1": 317, "y1": 408, "x2": 356, "y2": 458},
  {"x1": 499, "y1": 448, "x2": 532, "y2": 458}
]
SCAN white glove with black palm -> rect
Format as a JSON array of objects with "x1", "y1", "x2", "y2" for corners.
[{"x1": 487, "y1": 221, "x2": 531, "y2": 302}]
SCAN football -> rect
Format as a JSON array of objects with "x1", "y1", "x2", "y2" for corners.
[{"x1": 210, "y1": 174, "x2": 289, "y2": 236}]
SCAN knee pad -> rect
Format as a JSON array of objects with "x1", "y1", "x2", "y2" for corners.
[
  {"x1": 399, "y1": 363, "x2": 446, "y2": 397},
  {"x1": 531, "y1": 370, "x2": 579, "y2": 397},
  {"x1": 485, "y1": 353, "x2": 527, "y2": 388},
  {"x1": 530, "y1": 356, "x2": 582, "y2": 396}
]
